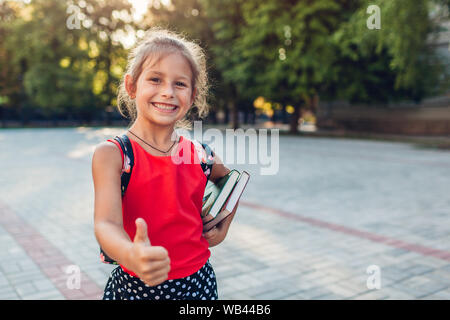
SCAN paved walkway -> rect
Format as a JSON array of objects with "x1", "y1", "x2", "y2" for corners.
[{"x1": 0, "y1": 127, "x2": 449, "y2": 300}]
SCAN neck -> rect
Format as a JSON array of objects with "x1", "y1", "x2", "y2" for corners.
[{"x1": 128, "y1": 119, "x2": 178, "y2": 148}]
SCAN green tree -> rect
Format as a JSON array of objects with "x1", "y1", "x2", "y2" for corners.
[
  {"x1": 2, "y1": 0, "x2": 88, "y2": 121},
  {"x1": 201, "y1": 0, "x2": 252, "y2": 129},
  {"x1": 331, "y1": 0, "x2": 448, "y2": 103},
  {"x1": 231, "y1": 0, "x2": 354, "y2": 133},
  {"x1": 0, "y1": 0, "x2": 135, "y2": 124},
  {"x1": 1, "y1": 0, "x2": 96, "y2": 122},
  {"x1": 144, "y1": 0, "x2": 258, "y2": 128},
  {"x1": 0, "y1": 1, "x2": 22, "y2": 120},
  {"x1": 80, "y1": 0, "x2": 135, "y2": 114}
]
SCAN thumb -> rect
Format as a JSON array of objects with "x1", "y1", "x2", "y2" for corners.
[{"x1": 134, "y1": 218, "x2": 151, "y2": 246}]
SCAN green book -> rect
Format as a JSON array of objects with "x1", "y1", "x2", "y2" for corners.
[
  {"x1": 202, "y1": 171, "x2": 250, "y2": 232},
  {"x1": 202, "y1": 170, "x2": 240, "y2": 219}
]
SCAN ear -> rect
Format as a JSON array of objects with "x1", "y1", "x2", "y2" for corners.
[
  {"x1": 124, "y1": 74, "x2": 136, "y2": 99},
  {"x1": 190, "y1": 87, "x2": 197, "y2": 106}
]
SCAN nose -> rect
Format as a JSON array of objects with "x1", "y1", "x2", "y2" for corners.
[{"x1": 161, "y1": 82, "x2": 174, "y2": 98}]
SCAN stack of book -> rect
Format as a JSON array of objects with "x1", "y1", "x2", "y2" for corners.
[{"x1": 202, "y1": 170, "x2": 250, "y2": 232}]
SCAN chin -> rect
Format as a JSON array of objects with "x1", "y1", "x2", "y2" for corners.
[{"x1": 147, "y1": 114, "x2": 184, "y2": 127}]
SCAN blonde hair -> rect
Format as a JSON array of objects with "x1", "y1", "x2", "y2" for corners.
[{"x1": 117, "y1": 27, "x2": 210, "y2": 129}]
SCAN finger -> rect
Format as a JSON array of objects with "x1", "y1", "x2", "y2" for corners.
[
  {"x1": 202, "y1": 214, "x2": 214, "y2": 223},
  {"x1": 143, "y1": 269, "x2": 170, "y2": 283},
  {"x1": 142, "y1": 258, "x2": 171, "y2": 274},
  {"x1": 143, "y1": 274, "x2": 168, "y2": 287},
  {"x1": 203, "y1": 226, "x2": 218, "y2": 239},
  {"x1": 134, "y1": 218, "x2": 151, "y2": 246},
  {"x1": 141, "y1": 246, "x2": 169, "y2": 261},
  {"x1": 142, "y1": 267, "x2": 170, "y2": 286}
]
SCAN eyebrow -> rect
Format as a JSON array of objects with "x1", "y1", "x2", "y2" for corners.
[{"x1": 146, "y1": 70, "x2": 190, "y2": 81}]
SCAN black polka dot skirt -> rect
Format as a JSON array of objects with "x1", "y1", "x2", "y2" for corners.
[{"x1": 103, "y1": 260, "x2": 218, "y2": 300}]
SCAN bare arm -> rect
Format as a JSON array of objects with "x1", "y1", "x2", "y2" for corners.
[
  {"x1": 92, "y1": 142, "x2": 170, "y2": 286},
  {"x1": 208, "y1": 151, "x2": 230, "y2": 183},
  {"x1": 92, "y1": 142, "x2": 134, "y2": 267}
]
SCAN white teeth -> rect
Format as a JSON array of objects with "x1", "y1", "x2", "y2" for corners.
[{"x1": 153, "y1": 103, "x2": 177, "y2": 110}]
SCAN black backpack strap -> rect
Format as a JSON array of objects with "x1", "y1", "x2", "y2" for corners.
[
  {"x1": 100, "y1": 133, "x2": 135, "y2": 265},
  {"x1": 114, "y1": 134, "x2": 134, "y2": 197},
  {"x1": 200, "y1": 142, "x2": 215, "y2": 182}
]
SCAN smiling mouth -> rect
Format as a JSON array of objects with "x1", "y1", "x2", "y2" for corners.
[{"x1": 151, "y1": 102, "x2": 179, "y2": 113}]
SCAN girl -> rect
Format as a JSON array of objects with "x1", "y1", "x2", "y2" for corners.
[{"x1": 92, "y1": 28, "x2": 238, "y2": 300}]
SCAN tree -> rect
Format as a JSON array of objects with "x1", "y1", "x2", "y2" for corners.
[
  {"x1": 331, "y1": 0, "x2": 448, "y2": 103},
  {"x1": 0, "y1": 1, "x2": 23, "y2": 120},
  {"x1": 1, "y1": 0, "x2": 93, "y2": 122},
  {"x1": 201, "y1": 0, "x2": 252, "y2": 129},
  {"x1": 231, "y1": 0, "x2": 354, "y2": 133},
  {"x1": 0, "y1": 0, "x2": 135, "y2": 123},
  {"x1": 79, "y1": 0, "x2": 136, "y2": 113}
]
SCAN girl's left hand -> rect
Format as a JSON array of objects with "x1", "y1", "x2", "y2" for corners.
[
  {"x1": 201, "y1": 201, "x2": 238, "y2": 247},
  {"x1": 202, "y1": 222, "x2": 220, "y2": 245}
]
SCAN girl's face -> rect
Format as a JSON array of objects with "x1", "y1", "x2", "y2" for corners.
[{"x1": 126, "y1": 52, "x2": 196, "y2": 128}]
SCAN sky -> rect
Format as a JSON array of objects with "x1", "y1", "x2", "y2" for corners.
[
  {"x1": 121, "y1": 0, "x2": 172, "y2": 48},
  {"x1": 128, "y1": 0, "x2": 151, "y2": 21},
  {"x1": 128, "y1": 0, "x2": 172, "y2": 21},
  {"x1": 12, "y1": 0, "x2": 171, "y2": 48}
]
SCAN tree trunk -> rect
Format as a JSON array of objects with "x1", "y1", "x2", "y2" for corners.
[
  {"x1": 209, "y1": 110, "x2": 218, "y2": 124},
  {"x1": 105, "y1": 106, "x2": 112, "y2": 126},
  {"x1": 289, "y1": 105, "x2": 301, "y2": 133},
  {"x1": 104, "y1": 39, "x2": 112, "y2": 107},
  {"x1": 311, "y1": 93, "x2": 319, "y2": 115},
  {"x1": 224, "y1": 107, "x2": 229, "y2": 125},
  {"x1": 229, "y1": 100, "x2": 239, "y2": 129},
  {"x1": 18, "y1": 58, "x2": 28, "y2": 126}
]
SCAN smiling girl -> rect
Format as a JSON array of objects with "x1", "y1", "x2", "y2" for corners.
[{"x1": 92, "y1": 28, "x2": 238, "y2": 300}]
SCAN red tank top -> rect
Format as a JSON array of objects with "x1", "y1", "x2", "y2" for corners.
[{"x1": 107, "y1": 135, "x2": 210, "y2": 279}]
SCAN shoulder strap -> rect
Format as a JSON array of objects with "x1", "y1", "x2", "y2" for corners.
[
  {"x1": 100, "y1": 134, "x2": 134, "y2": 265},
  {"x1": 200, "y1": 142, "x2": 214, "y2": 181},
  {"x1": 192, "y1": 140, "x2": 214, "y2": 183},
  {"x1": 191, "y1": 139, "x2": 215, "y2": 181},
  {"x1": 114, "y1": 134, "x2": 134, "y2": 197}
]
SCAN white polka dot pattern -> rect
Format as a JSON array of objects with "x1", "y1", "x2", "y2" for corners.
[{"x1": 103, "y1": 260, "x2": 218, "y2": 300}]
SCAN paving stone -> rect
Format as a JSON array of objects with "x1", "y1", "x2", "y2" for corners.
[
  {"x1": 32, "y1": 278, "x2": 58, "y2": 292},
  {"x1": 315, "y1": 293, "x2": 346, "y2": 300},
  {"x1": 350, "y1": 289, "x2": 388, "y2": 300},
  {"x1": 254, "y1": 288, "x2": 292, "y2": 300},
  {"x1": 15, "y1": 282, "x2": 38, "y2": 298},
  {"x1": 295, "y1": 286, "x2": 335, "y2": 299},
  {"x1": 0, "y1": 290, "x2": 20, "y2": 300},
  {"x1": 419, "y1": 289, "x2": 450, "y2": 300},
  {"x1": 21, "y1": 290, "x2": 65, "y2": 300}
]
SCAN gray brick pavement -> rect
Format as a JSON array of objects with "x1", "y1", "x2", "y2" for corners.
[{"x1": 0, "y1": 127, "x2": 449, "y2": 299}]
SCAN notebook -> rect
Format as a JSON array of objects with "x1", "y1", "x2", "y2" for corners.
[
  {"x1": 202, "y1": 170, "x2": 250, "y2": 232},
  {"x1": 202, "y1": 170, "x2": 240, "y2": 218}
]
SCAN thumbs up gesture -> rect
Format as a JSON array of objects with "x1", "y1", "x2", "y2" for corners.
[{"x1": 127, "y1": 218, "x2": 171, "y2": 287}]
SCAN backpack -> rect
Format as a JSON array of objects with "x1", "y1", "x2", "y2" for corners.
[{"x1": 99, "y1": 133, "x2": 215, "y2": 265}]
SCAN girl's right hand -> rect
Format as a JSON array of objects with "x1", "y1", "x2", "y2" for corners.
[{"x1": 127, "y1": 218, "x2": 171, "y2": 287}]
